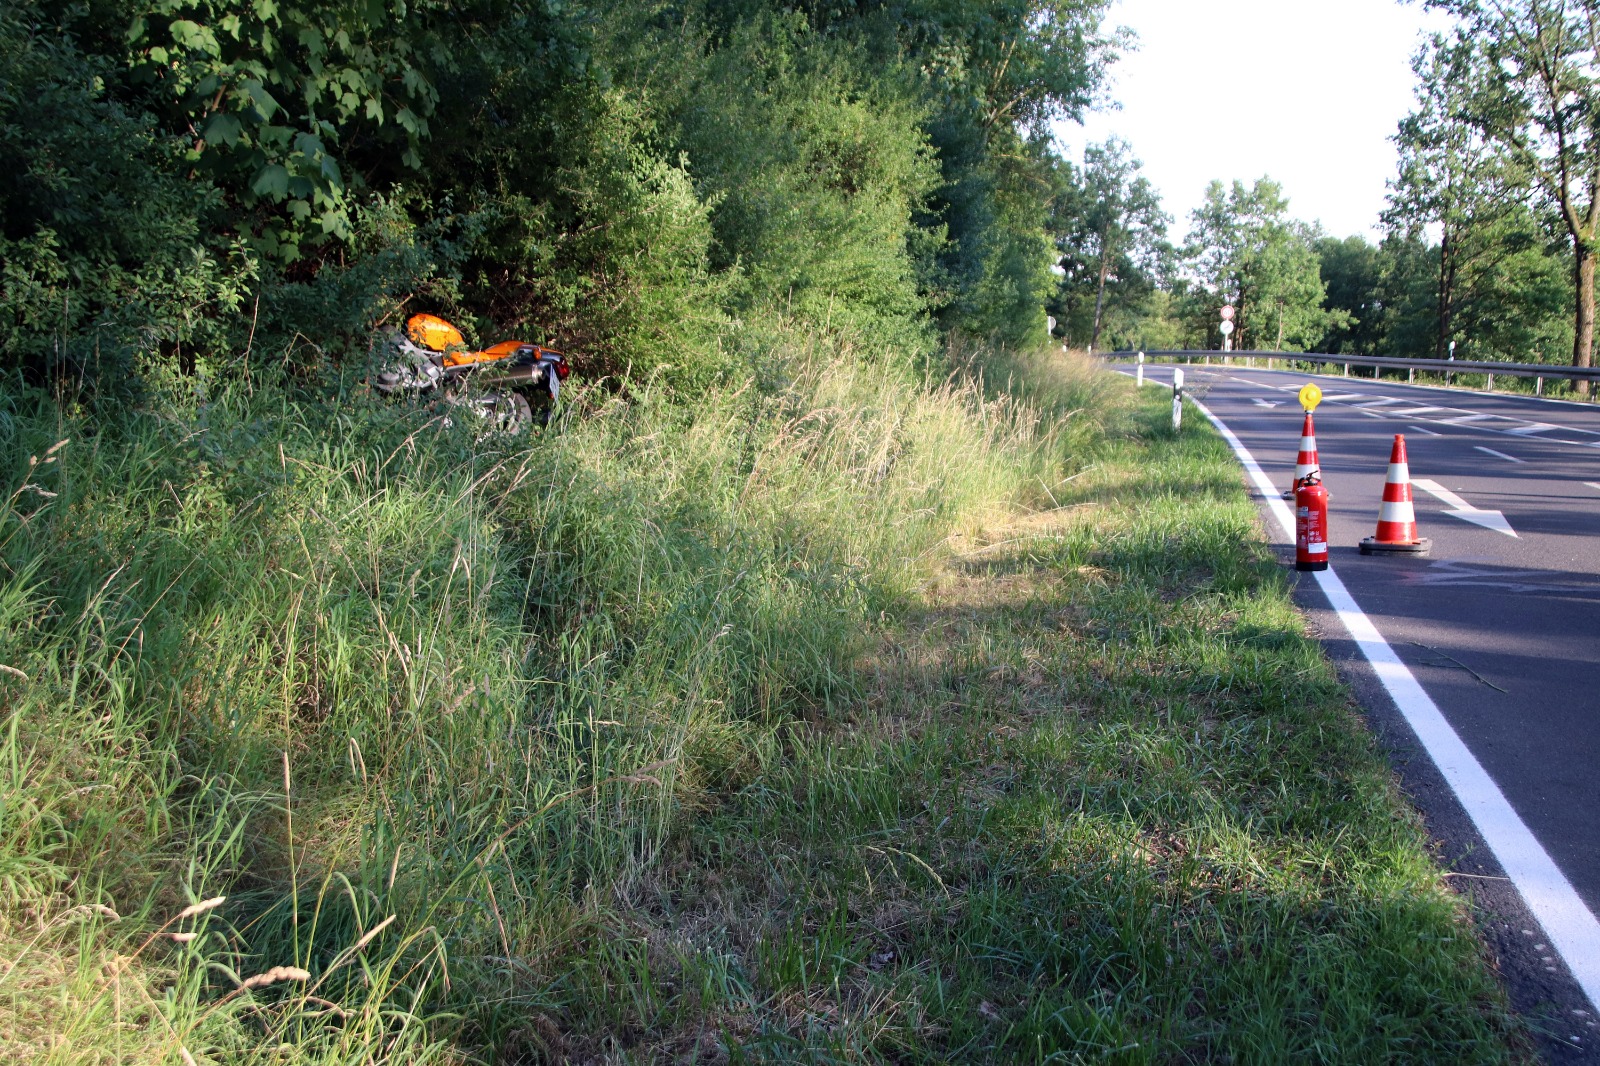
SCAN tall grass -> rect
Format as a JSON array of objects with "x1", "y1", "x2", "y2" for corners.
[{"x1": 0, "y1": 329, "x2": 1116, "y2": 1062}]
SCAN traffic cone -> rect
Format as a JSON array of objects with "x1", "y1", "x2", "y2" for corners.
[
  {"x1": 1359, "y1": 434, "x2": 1431, "y2": 555},
  {"x1": 1283, "y1": 412, "x2": 1320, "y2": 499}
]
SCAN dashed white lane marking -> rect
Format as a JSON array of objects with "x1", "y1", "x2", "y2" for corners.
[
  {"x1": 1408, "y1": 425, "x2": 1443, "y2": 436},
  {"x1": 1442, "y1": 413, "x2": 1497, "y2": 425},
  {"x1": 1192, "y1": 396, "x2": 1600, "y2": 1013},
  {"x1": 1509, "y1": 423, "x2": 1562, "y2": 436},
  {"x1": 1586, "y1": 483, "x2": 1600, "y2": 493},
  {"x1": 1475, "y1": 446, "x2": 1526, "y2": 464}
]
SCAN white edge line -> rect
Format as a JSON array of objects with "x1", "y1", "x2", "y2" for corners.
[
  {"x1": 1408, "y1": 425, "x2": 1443, "y2": 437},
  {"x1": 1190, "y1": 394, "x2": 1600, "y2": 1012},
  {"x1": 1474, "y1": 446, "x2": 1527, "y2": 464}
]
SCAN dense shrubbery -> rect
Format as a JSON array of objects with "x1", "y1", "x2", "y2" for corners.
[{"x1": 1, "y1": 0, "x2": 1116, "y2": 388}]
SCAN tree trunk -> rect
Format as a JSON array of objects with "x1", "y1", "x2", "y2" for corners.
[
  {"x1": 1235, "y1": 278, "x2": 1247, "y2": 351},
  {"x1": 1575, "y1": 240, "x2": 1595, "y2": 398},
  {"x1": 1436, "y1": 226, "x2": 1453, "y2": 361},
  {"x1": 1090, "y1": 245, "x2": 1111, "y2": 353}
]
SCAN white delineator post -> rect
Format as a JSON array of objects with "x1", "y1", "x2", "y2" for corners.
[
  {"x1": 1172, "y1": 367, "x2": 1185, "y2": 430},
  {"x1": 1136, "y1": 351, "x2": 1145, "y2": 388}
]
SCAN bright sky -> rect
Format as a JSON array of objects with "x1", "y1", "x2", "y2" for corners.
[{"x1": 1053, "y1": 0, "x2": 1454, "y2": 243}]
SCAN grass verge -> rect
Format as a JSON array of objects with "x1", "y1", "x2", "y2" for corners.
[
  {"x1": 0, "y1": 343, "x2": 1523, "y2": 1062},
  {"x1": 558, "y1": 384, "x2": 1527, "y2": 1062}
]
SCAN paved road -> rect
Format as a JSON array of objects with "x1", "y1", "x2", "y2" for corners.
[{"x1": 1129, "y1": 364, "x2": 1600, "y2": 1055}]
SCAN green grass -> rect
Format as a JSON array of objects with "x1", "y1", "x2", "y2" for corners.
[{"x1": 0, "y1": 340, "x2": 1523, "y2": 1063}]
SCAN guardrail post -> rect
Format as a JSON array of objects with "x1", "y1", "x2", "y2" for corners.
[
  {"x1": 1536, "y1": 376, "x2": 1544, "y2": 396},
  {"x1": 1486, "y1": 372, "x2": 1495, "y2": 392},
  {"x1": 1408, "y1": 367, "x2": 1415, "y2": 383},
  {"x1": 1343, "y1": 363, "x2": 1349, "y2": 377}
]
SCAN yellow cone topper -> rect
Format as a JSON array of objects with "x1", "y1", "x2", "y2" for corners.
[{"x1": 1299, "y1": 383, "x2": 1322, "y2": 412}]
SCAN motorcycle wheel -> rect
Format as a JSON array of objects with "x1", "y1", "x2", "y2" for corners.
[{"x1": 485, "y1": 391, "x2": 533, "y2": 436}]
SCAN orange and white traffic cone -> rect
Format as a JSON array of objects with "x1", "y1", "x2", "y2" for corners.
[
  {"x1": 1359, "y1": 434, "x2": 1431, "y2": 555},
  {"x1": 1283, "y1": 412, "x2": 1320, "y2": 499}
]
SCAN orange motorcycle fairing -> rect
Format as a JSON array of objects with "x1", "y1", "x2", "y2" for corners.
[
  {"x1": 405, "y1": 313, "x2": 467, "y2": 353},
  {"x1": 442, "y1": 340, "x2": 532, "y2": 367}
]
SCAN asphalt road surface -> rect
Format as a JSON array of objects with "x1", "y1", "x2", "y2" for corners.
[{"x1": 1126, "y1": 363, "x2": 1600, "y2": 1057}]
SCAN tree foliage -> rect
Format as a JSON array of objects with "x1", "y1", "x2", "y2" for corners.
[
  {"x1": 1381, "y1": 26, "x2": 1574, "y2": 364},
  {"x1": 1048, "y1": 138, "x2": 1170, "y2": 352},
  {"x1": 1181, "y1": 179, "x2": 1340, "y2": 352},
  {"x1": 1426, "y1": 0, "x2": 1600, "y2": 386},
  {"x1": 0, "y1": 0, "x2": 1124, "y2": 389}
]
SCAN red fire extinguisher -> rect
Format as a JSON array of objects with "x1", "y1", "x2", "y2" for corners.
[{"x1": 1295, "y1": 470, "x2": 1329, "y2": 572}]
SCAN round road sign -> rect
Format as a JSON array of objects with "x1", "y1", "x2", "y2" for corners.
[
  {"x1": 1219, "y1": 320, "x2": 1235, "y2": 336},
  {"x1": 1299, "y1": 383, "x2": 1322, "y2": 412},
  {"x1": 1220, "y1": 305, "x2": 1236, "y2": 321}
]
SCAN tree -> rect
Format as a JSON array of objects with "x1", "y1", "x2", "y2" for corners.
[
  {"x1": 1428, "y1": 0, "x2": 1600, "y2": 392},
  {"x1": 1387, "y1": 29, "x2": 1575, "y2": 365},
  {"x1": 1184, "y1": 178, "x2": 1339, "y2": 351},
  {"x1": 1049, "y1": 138, "x2": 1170, "y2": 352},
  {"x1": 1316, "y1": 235, "x2": 1385, "y2": 354}
]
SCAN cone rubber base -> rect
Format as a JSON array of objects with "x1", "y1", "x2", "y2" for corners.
[
  {"x1": 1295, "y1": 560, "x2": 1328, "y2": 572},
  {"x1": 1359, "y1": 536, "x2": 1431, "y2": 556}
]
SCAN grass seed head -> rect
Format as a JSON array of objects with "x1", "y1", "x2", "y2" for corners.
[
  {"x1": 240, "y1": 965, "x2": 311, "y2": 990},
  {"x1": 176, "y1": 897, "x2": 226, "y2": 920}
]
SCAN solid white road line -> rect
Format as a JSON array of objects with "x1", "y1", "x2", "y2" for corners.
[
  {"x1": 1474, "y1": 446, "x2": 1527, "y2": 464},
  {"x1": 1408, "y1": 425, "x2": 1443, "y2": 437},
  {"x1": 1191, "y1": 396, "x2": 1600, "y2": 1012},
  {"x1": 1585, "y1": 483, "x2": 1600, "y2": 493}
]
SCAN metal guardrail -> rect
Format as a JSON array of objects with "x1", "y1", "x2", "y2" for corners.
[{"x1": 1108, "y1": 349, "x2": 1600, "y2": 392}]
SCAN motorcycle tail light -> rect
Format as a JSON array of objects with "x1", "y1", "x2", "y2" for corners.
[{"x1": 554, "y1": 358, "x2": 571, "y2": 380}]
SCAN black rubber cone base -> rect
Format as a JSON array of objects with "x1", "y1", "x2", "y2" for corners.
[
  {"x1": 1359, "y1": 536, "x2": 1431, "y2": 556},
  {"x1": 1295, "y1": 560, "x2": 1328, "y2": 572}
]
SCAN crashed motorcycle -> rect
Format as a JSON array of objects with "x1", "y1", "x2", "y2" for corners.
[{"x1": 371, "y1": 313, "x2": 571, "y2": 433}]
